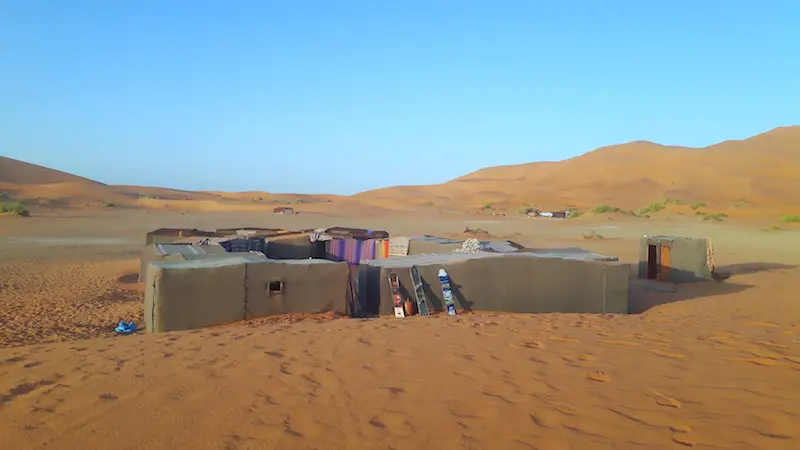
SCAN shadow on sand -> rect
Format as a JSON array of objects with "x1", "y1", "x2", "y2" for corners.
[
  {"x1": 714, "y1": 262, "x2": 796, "y2": 276},
  {"x1": 117, "y1": 273, "x2": 139, "y2": 284},
  {"x1": 628, "y1": 262, "x2": 797, "y2": 314}
]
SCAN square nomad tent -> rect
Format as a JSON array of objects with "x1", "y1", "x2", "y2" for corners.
[
  {"x1": 356, "y1": 252, "x2": 630, "y2": 317},
  {"x1": 144, "y1": 257, "x2": 351, "y2": 332},
  {"x1": 138, "y1": 242, "x2": 260, "y2": 282},
  {"x1": 638, "y1": 235, "x2": 712, "y2": 283}
]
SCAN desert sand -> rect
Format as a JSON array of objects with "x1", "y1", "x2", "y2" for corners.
[
  {"x1": 1, "y1": 128, "x2": 800, "y2": 449},
  {"x1": 1, "y1": 209, "x2": 799, "y2": 450}
]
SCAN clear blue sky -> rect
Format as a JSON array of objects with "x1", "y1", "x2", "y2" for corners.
[{"x1": 1, "y1": 1, "x2": 798, "y2": 195}]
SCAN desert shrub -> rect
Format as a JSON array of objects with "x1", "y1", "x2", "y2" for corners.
[
  {"x1": 567, "y1": 210, "x2": 583, "y2": 219},
  {"x1": 0, "y1": 202, "x2": 30, "y2": 217},
  {"x1": 582, "y1": 230, "x2": 604, "y2": 239},
  {"x1": 700, "y1": 212, "x2": 728, "y2": 222},
  {"x1": 103, "y1": 201, "x2": 116, "y2": 208},
  {"x1": 780, "y1": 214, "x2": 800, "y2": 223},
  {"x1": 690, "y1": 202, "x2": 707, "y2": 210},
  {"x1": 634, "y1": 199, "x2": 667, "y2": 216},
  {"x1": 481, "y1": 203, "x2": 494, "y2": 210},
  {"x1": 519, "y1": 205, "x2": 537, "y2": 214},
  {"x1": 591, "y1": 204, "x2": 619, "y2": 214},
  {"x1": 464, "y1": 226, "x2": 489, "y2": 235}
]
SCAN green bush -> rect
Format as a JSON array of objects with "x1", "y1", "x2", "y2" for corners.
[
  {"x1": 0, "y1": 202, "x2": 30, "y2": 217},
  {"x1": 690, "y1": 202, "x2": 707, "y2": 210},
  {"x1": 481, "y1": 203, "x2": 494, "y2": 210},
  {"x1": 700, "y1": 212, "x2": 728, "y2": 222},
  {"x1": 780, "y1": 214, "x2": 800, "y2": 223},
  {"x1": 591, "y1": 204, "x2": 619, "y2": 214},
  {"x1": 103, "y1": 201, "x2": 116, "y2": 208},
  {"x1": 635, "y1": 200, "x2": 667, "y2": 216}
]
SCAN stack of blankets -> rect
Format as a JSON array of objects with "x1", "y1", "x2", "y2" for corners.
[{"x1": 388, "y1": 237, "x2": 410, "y2": 256}]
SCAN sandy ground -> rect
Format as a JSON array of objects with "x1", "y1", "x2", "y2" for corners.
[{"x1": 1, "y1": 209, "x2": 799, "y2": 449}]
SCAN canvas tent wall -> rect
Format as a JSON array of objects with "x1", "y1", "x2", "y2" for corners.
[
  {"x1": 144, "y1": 258, "x2": 350, "y2": 332},
  {"x1": 407, "y1": 236, "x2": 464, "y2": 254},
  {"x1": 215, "y1": 227, "x2": 294, "y2": 236},
  {"x1": 138, "y1": 243, "x2": 262, "y2": 282},
  {"x1": 638, "y1": 236, "x2": 712, "y2": 282},
  {"x1": 326, "y1": 227, "x2": 389, "y2": 240},
  {"x1": 405, "y1": 235, "x2": 524, "y2": 254},
  {"x1": 357, "y1": 252, "x2": 629, "y2": 316},
  {"x1": 520, "y1": 247, "x2": 619, "y2": 262},
  {"x1": 144, "y1": 228, "x2": 221, "y2": 245},
  {"x1": 263, "y1": 233, "x2": 320, "y2": 259}
]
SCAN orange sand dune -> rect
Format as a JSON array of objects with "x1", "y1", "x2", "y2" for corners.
[
  {"x1": 0, "y1": 156, "x2": 135, "y2": 206},
  {"x1": 3, "y1": 126, "x2": 800, "y2": 215},
  {"x1": 114, "y1": 185, "x2": 224, "y2": 202},
  {"x1": 0, "y1": 156, "x2": 103, "y2": 186},
  {"x1": 356, "y1": 126, "x2": 800, "y2": 211}
]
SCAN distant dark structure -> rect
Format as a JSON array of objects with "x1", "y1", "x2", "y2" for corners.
[{"x1": 527, "y1": 211, "x2": 570, "y2": 219}]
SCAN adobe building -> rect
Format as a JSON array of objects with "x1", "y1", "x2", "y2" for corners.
[{"x1": 637, "y1": 235, "x2": 712, "y2": 283}]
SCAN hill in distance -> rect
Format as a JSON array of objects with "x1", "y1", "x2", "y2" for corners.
[
  {"x1": 356, "y1": 126, "x2": 800, "y2": 211},
  {"x1": 2, "y1": 126, "x2": 799, "y2": 214}
]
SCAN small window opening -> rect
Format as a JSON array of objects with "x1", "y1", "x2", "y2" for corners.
[{"x1": 268, "y1": 281, "x2": 284, "y2": 295}]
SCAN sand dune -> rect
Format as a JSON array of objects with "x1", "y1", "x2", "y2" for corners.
[
  {"x1": 4, "y1": 126, "x2": 800, "y2": 215},
  {"x1": 0, "y1": 156, "x2": 103, "y2": 186},
  {"x1": 356, "y1": 126, "x2": 800, "y2": 211},
  {"x1": 0, "y1": 156, "x2": 134, "y2": 206}
]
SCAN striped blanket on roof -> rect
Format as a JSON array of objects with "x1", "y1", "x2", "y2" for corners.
[{"x1": 325, "y1": 238, "x2": 379, "y2": 264}]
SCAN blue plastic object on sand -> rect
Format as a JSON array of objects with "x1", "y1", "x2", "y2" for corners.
[{"x1": 115, "y1": 320, "x2": 137, "y2": 334}]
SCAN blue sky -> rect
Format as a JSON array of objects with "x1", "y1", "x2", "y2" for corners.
[{"x1": 1, "y1": 1, "x2": 798, "y2": 195}]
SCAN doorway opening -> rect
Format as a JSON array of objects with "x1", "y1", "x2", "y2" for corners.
[{"x1": 646, "y1": 245, "x2": 658, "y2": 279}]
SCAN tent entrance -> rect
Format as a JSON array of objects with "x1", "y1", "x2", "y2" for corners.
[
  {"x1": 646, "y1": 244, "x2": 672, "y2": 281},
  {"x1": 646, "y1": 245, "x2": 658, "y2": 279}
]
